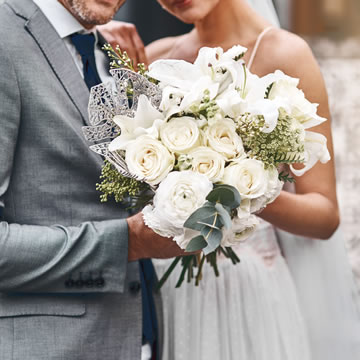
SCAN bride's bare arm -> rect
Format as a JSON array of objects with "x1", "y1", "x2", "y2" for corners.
[{"x1": 255, "y1": 30, "x2": 339, "y2": 239}]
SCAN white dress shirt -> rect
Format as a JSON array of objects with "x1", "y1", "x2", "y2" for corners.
[{"x1": 33, "y1": 0, "x2": 113, "y2": 84}]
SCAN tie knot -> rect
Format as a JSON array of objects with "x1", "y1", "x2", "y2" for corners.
[{"x1": 70, "y1": 32, "x2": 97, "y2": 56}]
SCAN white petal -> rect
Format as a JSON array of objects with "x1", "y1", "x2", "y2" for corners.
[
  {"x1": 248, "y1": 99, "x2": 279, "y2": 133},
  {"x1": 290, "y1": 131, "x2": 331, "y2": 176},
  {"x1": 148, "y1": 59, "x2": 199, "y2": 90}
]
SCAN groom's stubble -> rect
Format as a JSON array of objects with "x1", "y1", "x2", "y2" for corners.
[{"x1": 58, "y1": 0, "x2": 126, "y2": 29}]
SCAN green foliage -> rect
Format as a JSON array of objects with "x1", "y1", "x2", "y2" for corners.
[
  {"x1": 187, "y1": 89, "x2": 220, "y2": 120},
  {"x1": 201, "y1": 226, "x2": 223, "y2": 255},
  {"x1": 103, "y1": 43, "x2": 146, "y2": 74},
  {"x1": 96, "y1": 161, "x2": 150, "y2": 205},
  {"x1": 214, "y1": 203, "x2": 232, "y2": 229},
  {"x1": 206, "y1": 184, "x2": 241, "y2": 209},
  {"x1": 264, "y1": 82, "x2": 274, "y2": 99},
  {"x1": 278, "y1": 171, "x2": 296, "y2": 183},
  {"x1": 233, "y1": 52, "x2": 246, "y2": 61},
  {"x1": 185, "y1": 236, "x2": 208, "y2": 252},
  {"x1": 236, "y1": 108, "x2": 306, "y2": 168},
  {"x1": 183, "y1": 185, "x2": 241, "y2": 255}
]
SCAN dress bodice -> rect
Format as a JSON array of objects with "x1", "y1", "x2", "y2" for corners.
[{"x1": 223, "y1": 219, "x2": 281, "y2": 267}]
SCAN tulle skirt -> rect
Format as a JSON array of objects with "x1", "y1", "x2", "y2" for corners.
[{"x1": 154, "y1": 221, "x2": 311, "y2": 360}]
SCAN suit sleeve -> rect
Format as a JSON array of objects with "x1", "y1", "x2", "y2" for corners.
[{"x1": 0, "y1": 43, "x2": 130, "y2": 294}]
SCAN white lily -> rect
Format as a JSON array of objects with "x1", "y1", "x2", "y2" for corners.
[
  {"x1": 290, "y1": 131, "x2": 331, "y2": 176},
  {"x1": 247, "y1": 98, "x2": 280, "y2": 133},
  {"x1": 267, "y1": 70, "x2": 327, "y2": 129},
  {"x1": 108, "y1": 95, "x2": 164, "y2": 152},
  {"x1": 148, "y1": 46, "x2": 246, "y2": 103}
]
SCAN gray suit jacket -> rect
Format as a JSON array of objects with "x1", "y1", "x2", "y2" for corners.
[{"x1": 0, "y1": 1, "x2": 159, "y2": 359}]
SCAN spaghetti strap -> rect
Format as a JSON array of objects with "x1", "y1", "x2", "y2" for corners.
[{"x1": 247, "y1": 26, "x2": 274, "y2": 71}]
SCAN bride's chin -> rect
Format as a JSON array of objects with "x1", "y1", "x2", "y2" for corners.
[{"x1": 172, "y1": 10, "x2": 204, "y2": 24}]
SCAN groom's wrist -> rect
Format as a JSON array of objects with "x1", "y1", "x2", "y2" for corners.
[{"x1": 127, "y1": 214, "x2": 144, "y2": 262}]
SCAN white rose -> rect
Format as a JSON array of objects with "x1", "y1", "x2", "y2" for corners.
[
  {"x1": 221, "y1": 214, "x2": 259, "y2": 247},
  {"x1": 205, "y1": 118, "x2": 244, "y2": 159},
  {"x1": 189, "y1": 146, "x2": 225, "y2": 182},
  {"x1": 160, "y1": 117, "x2": 201, "y2": 154},
  {"x1": 142, "y1": 171, "x2": 213, "y2": 247},
  {"x1": 125, "y1": 135, "x2": 174, "y2": 185},
  {"x1": 250, "y1": 166, "x2": 283, "y2": 212},
  {"x1": 222, "y1": 158, "x2": 268, "y2": 199}
]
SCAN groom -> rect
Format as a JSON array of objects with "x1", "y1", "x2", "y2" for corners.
[{"x1": 0, "y1": 0, "x2": 182, "y2": 359}]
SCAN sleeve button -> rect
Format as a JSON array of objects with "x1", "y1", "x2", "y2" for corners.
[
  {"x1": 95, "y1": 278, "x2": 105, "y2": 288},
  {"x1": 85, "y1": 279, "x2": 95, "y2": 288},
  {"x1": 129, "y1": 281, "x2": 141, "y2": 294},
  {"x1": 65, "y1": 279, "x2": 75, "y2": 288},
  {"x1": 75, "y1": 279, "x2": 84, "y2": 288}
]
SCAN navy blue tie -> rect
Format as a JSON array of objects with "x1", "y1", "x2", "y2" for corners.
[{"x1": 70, "y1": 33, "x2": 102, "y2": 90}]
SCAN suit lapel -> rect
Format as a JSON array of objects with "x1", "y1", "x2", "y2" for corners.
[{"x1": 9, "y1": 0, "x2": 91, "y2": 125}]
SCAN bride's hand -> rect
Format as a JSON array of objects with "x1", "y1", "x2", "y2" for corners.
[{"x1": 98, "y1": 20, "x2": 148, "y2": 69}]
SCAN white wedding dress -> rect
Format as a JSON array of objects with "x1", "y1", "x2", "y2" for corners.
[
  {"x1": 154, "y1": 2, "x2": 360, "y2": 360},
  {"x1": 154, "y1": 219, "x2": 311, "y2": 360}
]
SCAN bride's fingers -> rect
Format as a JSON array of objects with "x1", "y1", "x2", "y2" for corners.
[
  {"x1": 98, "y1": 21, "x2": 145, "y2": 68},
  {"x1": 130, "y1": 28, "x2": 148, "y2": 68}
]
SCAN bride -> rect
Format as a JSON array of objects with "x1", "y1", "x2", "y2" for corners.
[
  {"x1": 143, "y1": 0, "x2": 360, "y2": 359},
  {"x1": 100, "y1": 0, "x2": 359, "y2": 358}
]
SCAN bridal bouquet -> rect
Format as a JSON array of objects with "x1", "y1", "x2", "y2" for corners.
[{"x1": 83, "y1": 45, "x2": 330, "y2": 287}]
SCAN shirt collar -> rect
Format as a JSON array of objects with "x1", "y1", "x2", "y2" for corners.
[{"x1": 32, "y1": 0, "x2": 96, "y2": 39}]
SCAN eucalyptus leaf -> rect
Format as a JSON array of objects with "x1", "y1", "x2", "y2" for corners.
[
  {"x1": 206, "y1": 185, "x2": 241, "y2": 209},
  {"x1": 215, "y1": 203, "x2": 232, "y2": 229},
  {"x1": 201, "y1": 226, "x2": 223, "y2": 255},
  {"x1": 197, "y1": 214, "x2": 222, "y2": 230},
  {"x1": 185, "y1": 235, "x2": 208, "y2": 252},
  {"x1": 184, "y1": 204, "x2": 217, "y2": 230}
]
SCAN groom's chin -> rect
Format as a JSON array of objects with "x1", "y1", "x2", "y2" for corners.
[{"x1": 65, "y1": 0, "x2": 126, "y2": 26}]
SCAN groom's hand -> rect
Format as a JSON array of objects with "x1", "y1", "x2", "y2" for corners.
[
  {"x1": 98, "y1": 20, "x2": 147, "y2": 69},
  {"x1": 127, "y1": 212, "x2": 186, "y2": 261}
]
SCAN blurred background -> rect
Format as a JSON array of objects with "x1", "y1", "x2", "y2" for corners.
[
  {"x1": 115, "y1": 0, "x2": 360, "y2": 289},
  {"x1": 115, "y1": 0, "x2": 360, "y2": 43}
]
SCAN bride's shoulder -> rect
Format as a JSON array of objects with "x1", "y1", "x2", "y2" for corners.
[
  {"x1": 146, "y1": 34, "x2": 186, "y2": 63},
  {"x1": 259, "y1": 28, "x2": 328, "y2": 110},
  {"x1": 258, "y1": 28, "x2": 318, "y2": 78}
]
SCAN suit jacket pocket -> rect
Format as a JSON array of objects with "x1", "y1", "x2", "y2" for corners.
[{"x1": 0, "y1": 293, "x2": 86, "y2": 317}]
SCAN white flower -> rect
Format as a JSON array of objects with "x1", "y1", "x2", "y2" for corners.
[
  {"x1": 247, "y1": 99, "x2": 282, "y2": 133},
  {"x1": 222, "y1": 158, "x2": 269, "y2": 199},
  {"x1": 160, "y1": 117, "x2": 201, "y2": 154},
  {"x1": 290, "y1": 131, "x2": 331, "y2": 176},
  {"x1": 249, "y1": 166, "x2": 283, "y2": 212},
  {"x1": 148, "y1": 46, "x2": 247, "y2": 105},
  {"x1": 109, "y1": 95, "x2": 164, "y2": 151},
  {"x1": 189, "y1": 146, "x2": 226, "y2": 182},
  {"x1": 222, "y1": 45, "x2": 248, "y2": 62},
  {"x1": 142, "y1": 171, "x2": 213, "y2": 247},
  {"x1": 125, "y1": 135, "x2": 174, "y2": 185},
  {"x1": 221, "y1": 214, "x2": 259, "y2": 247},
  {"x1": 205, "y1": 118, "x2": 244, "y2": 159},
  {"x1": 216, "y1": 88, "x2": 247, "y2": 118},
  {"x1": 268, "y1": 70, "x2": 327, "y2": 129}
]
